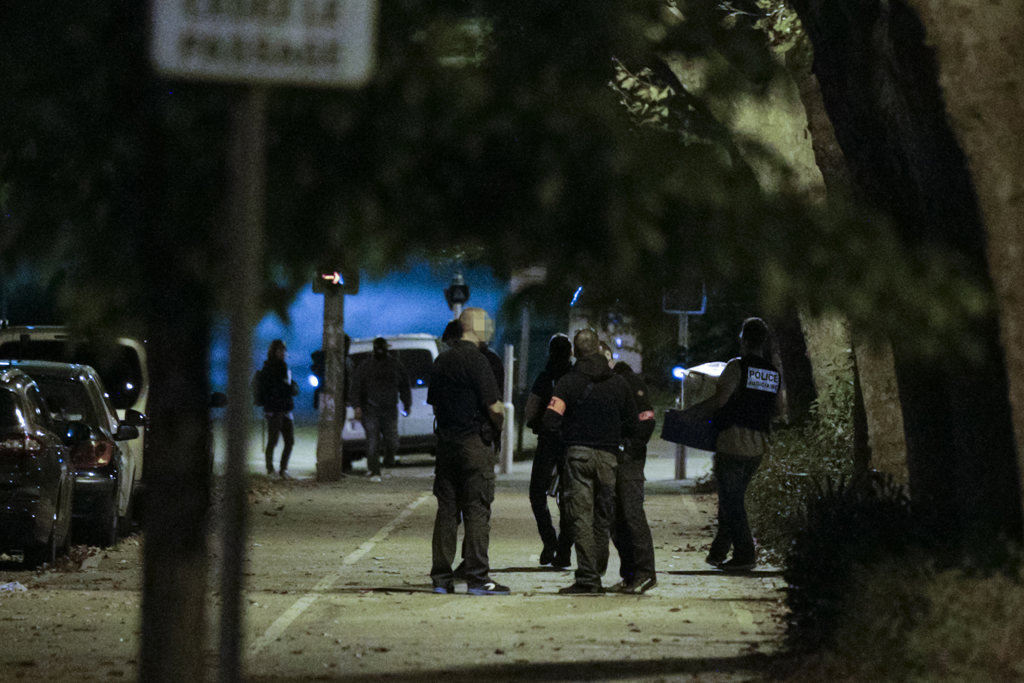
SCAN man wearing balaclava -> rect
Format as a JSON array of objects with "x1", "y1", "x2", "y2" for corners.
[{"x1": 351, "y1": 337, "x2": 412, "y2": 481}]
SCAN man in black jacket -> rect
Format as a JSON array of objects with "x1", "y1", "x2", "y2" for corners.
[
  {"x1": 543, "y1": 328, "x2": 639, "y2": 594},
  {"x1": 428, "y1": 308, "x2": 509, "y2": 596},
  {"x1": 609, "y1": 360, "x2": 658, "y2": 593},
  {"x1": 351, "y1": 338, "x2": 412, "y2": 480}
]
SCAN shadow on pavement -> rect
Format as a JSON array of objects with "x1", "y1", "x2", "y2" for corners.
[
  {"x1": 246, "y1": 652, "x2": 773, "y2": 683},
  {"x1": 665, "y1": 569, "x2": 784, "y2": 577}
]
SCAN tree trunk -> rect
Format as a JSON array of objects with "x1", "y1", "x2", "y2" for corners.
[
  {"x1": 134, "y1": 74, "x2": 215, "y2": 682},
  {"x1": 904, "y1": 0, "x2": 1024, "y2": 540},
  {"x1": 789, "y1": 0, "x2": 1023, "y2": 560},
  {"x1": 138, "y1": 275, "x2": 213, "y2": 682},
  {"x1": 788, "y1": 57, "x2": 907, "y2": 478},
  {"x1": 851, "y1": 331, "x2": 906, "y2": 479}
]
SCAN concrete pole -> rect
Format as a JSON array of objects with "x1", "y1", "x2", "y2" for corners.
[{"x1": 316, "y1": 292, "x2": 346, "y2": 481}]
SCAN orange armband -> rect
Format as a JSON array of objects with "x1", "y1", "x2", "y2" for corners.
[{"x1": 547, "y1": 397, "x2": 566, "y2": 415}]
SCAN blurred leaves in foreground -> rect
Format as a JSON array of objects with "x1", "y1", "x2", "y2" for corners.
[{"x1": 0, "y1": 0, "x2": 997, "y2": 363}]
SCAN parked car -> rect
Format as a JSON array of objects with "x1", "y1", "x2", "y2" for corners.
[
  {"x1": 0, "y1": 366, "x2": 75, "y2": 567},
  {"x1": 0, "y1": 326, "x2": 149, "y2": 501},
  {"x1": 341, "y1": 334, "x2": 441, "y2": 466},
  {"x1": 9, "y1": 360, "x2": 143, "y2": 546}
]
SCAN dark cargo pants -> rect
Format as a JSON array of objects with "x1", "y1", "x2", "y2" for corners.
[
  {"x1": 611, "y1": 448, "x2": 656, "y2": 582},
  {"x1": 363, "y1": 405, "x2": 399, "y2": 476},
  {"x1": 430, "y1": 435, "x2": 497, "y2": 590},
  {"x1": 564, "y1": 445, "x2": 617, "y2": 588},
  {"x1": 528, "y1": 432, "x2": 573, "y2": 561}
]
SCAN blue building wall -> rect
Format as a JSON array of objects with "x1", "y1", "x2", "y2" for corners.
[{"x1": 211, "y1": 262, "x2": 508, "y2": 421}]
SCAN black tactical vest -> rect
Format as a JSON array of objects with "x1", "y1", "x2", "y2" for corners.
[{"x1": 715, "y1": 355, "x2": 780, "y2": 433}]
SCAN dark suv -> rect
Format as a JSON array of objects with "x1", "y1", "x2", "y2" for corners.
[
  {"x1": 0, "y1": 366, "x2": 75, "y2": 566},
  {"x1": 11, "y1": 361, "x2": 143, "y2": 546}
]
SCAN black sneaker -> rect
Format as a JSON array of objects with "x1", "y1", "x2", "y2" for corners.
[
  {"x1": 705, "y1": 552, "x2": 727, "y2": 567},
  {"x1": 558, "y1": 583, "x2": 604, "y2": 595},
  {"x1": 634, "y1": 575, "x2": 658, "y2": 593},
  {"x1": 539, "y1": 547, "x2": 557, "y2": 566},
  {"x1": 467, "y1": 581, "x2": 510, "y2": 596},
  {"x1": 719, "y1": 558, "x2": 756, "y2": 571},
  {"x1": 432, "y1": 583, "x2": 456, "y2": 594},
  {"x1": 551, "y1": 554, "x2": 571, "y2": 570},
  {"x1": 610, "y1": 580, "x2": 636, "y2": 594}
]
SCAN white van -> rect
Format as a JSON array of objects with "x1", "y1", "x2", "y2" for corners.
[
  {"x1": 342, "y1": 334, "x2": 440, "y2": 465},
  {"x1": 0, "y1": 325, "x2": 149, "y2": 497}
]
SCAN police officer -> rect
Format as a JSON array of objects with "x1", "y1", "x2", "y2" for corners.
[
  {"x1": 524, "y1": 333, "x2": 574, "y2": 568},
  {"x1": 428, "y1": 308, "x2": 510, "y2": 595},
  {"x1": 608, "y1": 359, "x2": 658, "y2": 593},
  {"x1": 543, "y1": 329, "x2": 639, "y2": 594},
  {"x1": 696, "y1": 317, "x2": 781, "y2": 571}
]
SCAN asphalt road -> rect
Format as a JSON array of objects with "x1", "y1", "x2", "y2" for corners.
[{"x1": 1, "y1": 434, "x2": 786, "y2": 683}]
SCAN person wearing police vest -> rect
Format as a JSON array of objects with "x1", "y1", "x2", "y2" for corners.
[
  {"x1": 696, "y1": 317, "x2": 781, "y2": 571},
  {"x1": 603, "y1": 349, "x2": 658, "y2": 594},
  {"x1": 543, "y1": 328, "x2": 639, "y2": 594}
]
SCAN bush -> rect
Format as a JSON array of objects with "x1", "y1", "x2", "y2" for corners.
[
  {"x1": 782, "y1": 473, "x2": 924, "y2": 653},
  {"x1": 775, "y1": 561, "x2": 1024, "y2": 683},
  {"x1": 746, "y1": 373, "x2": 856, "y2": 562}
]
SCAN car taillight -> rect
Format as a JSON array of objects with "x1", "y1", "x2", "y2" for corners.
[
  {"x1": 0, "y1": 434, "x2": 43, "y2": 459},
  {"x1": 71, "y1": 439, "x2": 114, "y2": 469}
]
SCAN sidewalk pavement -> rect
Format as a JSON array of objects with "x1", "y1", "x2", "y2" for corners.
[{"x1": 216, "y1": 420, "x2": 712, "y2": 489}]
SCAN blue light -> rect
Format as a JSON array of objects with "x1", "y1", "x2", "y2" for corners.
[
  {"x1": 671, "y1": 365, "x2": 687, "y2": 380},
  {"x1": 416, "y1": 379, "x2": 424, "y2": 386},
  {"x1": 308, "y1": 374, "x2": 319, "y2": 388},
  {"x1": 570, "y1": 286, "x2": 583, "y2": 307}
]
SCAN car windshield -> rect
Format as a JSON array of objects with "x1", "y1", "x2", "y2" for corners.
[
  {"x1": 32, "y1": 377, "x2": 98, "y2": 427},
  {"x1": 0, "y1": 339, "x2": 142, "y2": 410},
  {"x1": 350, "y1": 349, "x2": 434, "y2": 388},
  {"x1": 0, "y1": 388, "x2": 21, "y2": 431}
]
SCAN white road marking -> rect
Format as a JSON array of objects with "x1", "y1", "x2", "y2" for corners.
[{"x1": 247, "y1": 492, "x2": 432, "y2": 658}]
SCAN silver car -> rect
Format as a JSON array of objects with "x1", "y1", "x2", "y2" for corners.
[{"x1": 0, "y1": 326, "x2": 149, "y2": 502}]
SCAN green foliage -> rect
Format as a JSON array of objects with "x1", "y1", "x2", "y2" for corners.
[
  {"x1": 906, "y1": 568, "x2": 1024, "y2": 682},
  {"x1": 0, "y1": 0, "x2": 1000, "y2": 365},
  {"x1": 722, "y1": 0, "x2": 811, "y2": 67},
  {"x1": 782, "y1": 473, "x2": 922, "y2": 653},
  {"x1": 746, "y1": 373, "x2": 856, "y2": 560},
  {"x1": 777, "y1": 561, "x2": 1024, "y2": 683}
]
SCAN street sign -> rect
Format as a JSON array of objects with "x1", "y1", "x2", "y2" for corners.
[
  {"x1": 312, "y1": 267, "x2": 359, "y2": 294},
  {"x1": 663, "y1": 278, "x2": 706, "y2": 315},
  {"x1": 151, "y1": 0, "x2": 376, "y2": 87}
]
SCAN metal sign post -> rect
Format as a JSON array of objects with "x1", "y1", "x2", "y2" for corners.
[
  {"x1": 151, "y1": 2, "x2": 376, "y2": 681},
  {"x1": 663, "y1": 278, "x2": 706, "y2": 482},
  {"x1": 501, "y1": 344, "x2": 515, "y2": 474},
  {"x1": 676, "y1": 313, "x2": 688, "y2": 480}
]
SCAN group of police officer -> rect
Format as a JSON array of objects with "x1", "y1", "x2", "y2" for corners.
[{"x1": 425, "y1": 307, "x2": 780, "y2": 596}]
